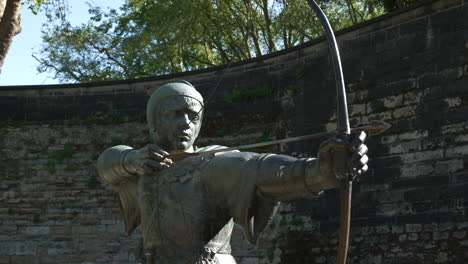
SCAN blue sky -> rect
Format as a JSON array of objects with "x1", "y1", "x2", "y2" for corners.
[{"x1": 0, "y1": 0, "x2": 123, "y2": 86}]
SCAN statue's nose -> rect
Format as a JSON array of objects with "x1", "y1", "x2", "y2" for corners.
[{"x1": 178, "y1": 113, "x2": 191, "y2": 129}]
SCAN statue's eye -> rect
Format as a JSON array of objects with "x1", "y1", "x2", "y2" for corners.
[{"x1": 189, "y1": 112, "x2": 200, "y2": 122}]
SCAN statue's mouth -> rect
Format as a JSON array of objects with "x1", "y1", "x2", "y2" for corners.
[{"x1": 177, "y1": 133, "x2": 190, "y2": 141}]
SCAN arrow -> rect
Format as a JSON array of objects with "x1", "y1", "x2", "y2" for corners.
[{"x1": 168, "y1": 120, "x2": 390, "y2": 162}]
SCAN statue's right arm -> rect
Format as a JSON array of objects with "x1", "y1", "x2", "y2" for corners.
[
  {"x1": 97, "y1": 145, "x2": 138, "y2": 187},
  {"x1": 97, "y1": 145, "x2": 142, "y2": 235}
]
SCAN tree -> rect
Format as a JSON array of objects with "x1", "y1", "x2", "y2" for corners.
[
  {"x1": 0, "y1": 0, "x2": 22, "y2": 73},
  {"x1": 34, "y1": 0, "x2": 419, "y2": 83},
  {"x1": 380, "y1": 0, "x2": 421, "y2": 11},
  {"x1": 0, "y1": 0, "x2": 68, "y2": 73}
]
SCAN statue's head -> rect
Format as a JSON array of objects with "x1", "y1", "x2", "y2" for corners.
[{"x1": 146, "y1": 81, "x2": 204, "y2": 152}]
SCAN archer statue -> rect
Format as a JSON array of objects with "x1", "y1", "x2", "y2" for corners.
[{"x1": 97, "y1": 81, "x2": 369, "y2": 264}]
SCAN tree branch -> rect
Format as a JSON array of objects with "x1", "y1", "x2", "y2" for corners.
[{"x1": 0, "y1": 0, "x2": 22, "y2": 73}]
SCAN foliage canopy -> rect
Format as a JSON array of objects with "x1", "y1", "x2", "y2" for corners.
[{"x1": 34, "y1": 0, "x2": 420, "y2": 83}]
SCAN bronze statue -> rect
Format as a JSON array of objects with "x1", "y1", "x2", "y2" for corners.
[{"x1": 97, "y1": 81, "x2": 369, "y2": 264}]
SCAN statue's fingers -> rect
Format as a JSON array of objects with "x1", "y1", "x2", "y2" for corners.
[
  {"x1": 357, "y1": 154, "x2": 369, "y2": 167},
  {"x1": 360, "y1": 164, "x2": 369, "y2": 173},
  {"x1": 149, "y1": 150, "x2": 165, "y2": 161},
  {"x1": 149, "y1": 151, "x2": 172, "y2": 165},
  {"x1": 349, "y1": 163, "x2": 368, "y2": 180},
  {"x1": 357, "y1": 144, "x2": 368, "y2": 156},
  {"x1": 351, "y1": 155, "x2": 369, "y2": 172},
  {"x1": 350, "y1": 144, "x2": 368, "y2": 160},
  {"x1": 348, "y1": 131, "x2": 367, "y2": 151},
  {"x1": 148, "y1": 144, "x2": 170, "y2": 156},
  {"x1": 144, "y1": 159, "x2": 170, "y2": 172},
  {"x1": 163, "y1": 157, "x2": 173, "y2": 165}
]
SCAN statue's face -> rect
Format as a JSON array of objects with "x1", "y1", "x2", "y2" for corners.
[{"x1": 151, "y1": 96, "x2": 203, "y2": 152}]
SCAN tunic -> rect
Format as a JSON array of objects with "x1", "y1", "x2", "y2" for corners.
[{"x1": 97, "y1": 145, "x2": 325, "y2": 264}]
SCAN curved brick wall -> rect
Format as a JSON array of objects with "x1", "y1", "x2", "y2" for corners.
[{"x1": 1, "y1": 1, "x2": 468, "y2": 263}]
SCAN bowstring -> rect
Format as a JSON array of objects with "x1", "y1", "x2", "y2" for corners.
[{"x1": 187, "y1": 61, "x2": 233, "y2": 127}]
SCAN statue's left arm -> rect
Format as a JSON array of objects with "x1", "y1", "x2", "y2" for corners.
[
  {"x1": 253, "y1": 153, "x2": 333, "y2": 200},
  {"x1": 203, "y1": 132, "x2": 368, "y2": 244},
  {"x1": 255, "y1": 131, "x2": 368, "y2": 201}
]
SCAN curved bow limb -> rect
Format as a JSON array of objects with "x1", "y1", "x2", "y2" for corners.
[{"x1": 305, "y1": 1, "x2": 351, "y2": 263}]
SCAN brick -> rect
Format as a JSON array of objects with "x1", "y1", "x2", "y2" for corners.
[
  {"x1": 395, "y1": 176, "x2": 448, "y2": 190},
  {"x1": 420, "y1": 233, "x2": 431, "y2": 240},
  {"x1": 380, "y1": 134, "x2": 397, "y2": 144},
  {"x1": 446, "y1": 145, "x2": 468, "y2": 157},
  {"x1": 435, "y1": 252, "x2": 448, "y2": 263},
  {"x1": 376, "y1": 190, "x2": 404, "y2": 203},
  {"x1": 348, "y1": 103, "x2": 366, "y2": 117},
  {"x1": 433, "y1": 231, "x2": 449, "y2": 240},
  {"x1": 315, "y1": 256, "x2": 326, "y2": 263},
  {"x1": 388, "y1": 141, "x2": 422, "y2": 155},
  {"x1": 367, "y1": 111, "x2": 392, "y2": 122},
  {"x1": 50, "y1": 225, "x2": 72, "y2": 235},
  {"x1": 375, "y1": 225, "x2": 390, "y2": 234},
  {"x1": 393, "y1": 105, "x2": 416, "y2": 119},
  {"x1": 9, "y1": 256, "x2": 36, "y2": 264},
  {"x1": 439, "y1": 222, "x2": 454, "y2": 231},
  {"x1": 457, "y1": 222, "x2": 468, "y2": 229},
  {"x1": 24, "y1": 226, "x2": 49, "y2": 236},
  {"x1": 440, "y1": 122, "x2": 468, "y2": 134},
  {"x1": 424, "y1": 223, "x2": 439, "y2": 232},
  {"x1": 399, "y1": 150, "x2": 444, "y2": 163},
  {"x1": 383, "y1": 95, "x2": 404, "y2": 109},
  {"x1": 408, "y1": 233, "x2": 418, "y2": 241},
  {"x1": 369, "y1": 79, "x2": 412, "y2": 99},
  {"x1": 439, "y1": 67, "x2": 464, "y2": 80},
  {"x1": 445, "y1": 106, "x2": 468, "y2": 125},
  {"x1": 404, "y1": 187, "x2": 440, "y2": 202},
  {"x1": 424, "y1": 79, "x2": 468, "y2": 99},
  {"x1": 398, "y1": 234, "x2": 407, "y2": 242},
  {"x1": 371, "y1": 167, "x2": 401, "y2": 184},
  {"x1": 406, "y1": 224, "x2": 423, "y2": 233},
  {"x1": 0, "y1": 225, "x2": 17, "y2": 235},
  {"x1": 403, "y1": 90, "x2": 423, "y2": 106},
  {"x1": 370, "y1": 156, "x2": 404, "y2": 168},
  {"x1": 391, "y1": 225, "x2": 404, "y2": 234},
  {"x1": 434, "y1": 159, "x2": 464, "y2": 174},
  {"x1": 453, "y1": 230, "x2": 466, "y2": 239},
  {"x1": 398, "y1": 130, "x2": 428, "y2": 140},
  {"x1": 385, "y1": 118, "x2": 414, "y2": 134},
  {"x1": 455, "y1": 134, "x2": 468, "y2": 143},
  {"x1": 377, "y1": 202, "x2": 412, "y2": 216}
]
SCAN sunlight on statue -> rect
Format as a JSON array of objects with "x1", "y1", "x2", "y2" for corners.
[{"x1": 97, "y1": 81, "x2": 369, "y2": 264}]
